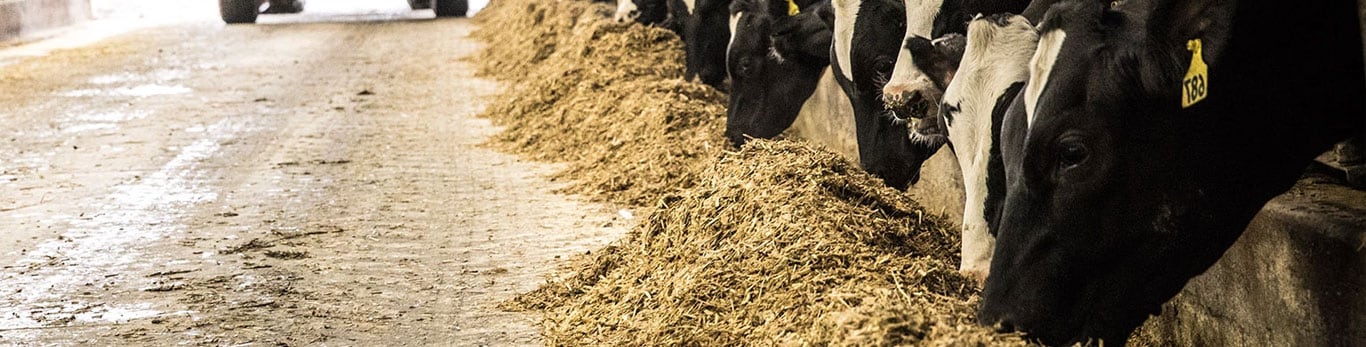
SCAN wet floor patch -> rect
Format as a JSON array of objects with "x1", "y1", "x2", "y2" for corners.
[
  {"x1": 0, "y1": 118, "x2": 247, "y2": 339},
  {"x1": 61, "y1": 84, "x2": 192, "y2": 98}
]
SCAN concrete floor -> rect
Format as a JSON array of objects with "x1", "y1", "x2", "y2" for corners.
[{"x1": 0, "y1": 2, "x2": 626, "y2": 345}]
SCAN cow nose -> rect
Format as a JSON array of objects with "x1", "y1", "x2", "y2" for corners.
[
  {"x1": 978, "y1": 299, "x2": 1035, "y2": 337},
  {"x1": 614, "y1": 10, "x2": 639, "y2": 23},
  {"x1": 884, "y1": 87, "x2": 905, "y2": 104},
  {"x1": 886, "y1": 87, "x2": 937, "y2": 122},
  {"x1": 980, "y1": 314, "x2": 1021, "y2": 334},
  {"x1": 904, "y1": 92, "x2": 931, "y2": 119}
]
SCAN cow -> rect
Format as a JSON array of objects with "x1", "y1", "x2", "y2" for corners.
[
  {"x1": 669, "y1": 0, "x2": 737, "y2": 89},
  {"x1": 723, "y1": 0, "x2": 839, "y2": 147},
  {"x1": 615, "y1": 0, "x2": 671, "y2": 25},
  {"x1": 879, "y1": 0, "x2": 1028, "y2": 147},
  {"x1": 829, "y1": 0, "x2": 941, "y2": 189},
  {"x1": 906, "y1": 13, "x2": 1036, "y2": 282},
  {"x1": 977, "y1": 0, "x2": 1366, "y2": 344}
]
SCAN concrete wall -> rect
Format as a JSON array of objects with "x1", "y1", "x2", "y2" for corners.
[
  {"x1": 0, "y1": 0, "x2": 91, "y2": 41},
  {"x1": 1137, "y1": 173, "x2": 1366, "y2": 346},
  {"x1": 786, "y1": 68, "x2": 863, "y2": 163}
]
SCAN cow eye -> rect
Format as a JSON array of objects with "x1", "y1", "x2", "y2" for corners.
[
  {"x1": 874, "y1": 57, "x2": 894, "y2": 74},
  {"x1": 737, "y1": 59, "x2": 756, "y2": 76},
  {"x1": 1057, "y1": 140, "x2": 1089, "y2": 169}
]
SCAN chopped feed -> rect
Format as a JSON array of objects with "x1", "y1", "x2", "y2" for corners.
[
  {"x1": 473, "y1": 0, "x2": 726, "y2": 206},
  {"x1": 503, "y1": 140, "x2": 1024, "y2": 345},
  {"x1": 473, "y1": 0, "x2": 1026, "y2": 345}
]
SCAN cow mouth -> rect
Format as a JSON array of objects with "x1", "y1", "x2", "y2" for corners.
[
  {"x1": 883, "y1": 86, "x2": 947, "y2": 147},
  {"x1": 889, "y1": 101, "x2": 946, "y2": 147},
  {"x1": 888, "y1": 101, "x2": 927, "y2": 123},
  {"x1": 907, "y1": 115, "x2": 947, "y2": 147}
]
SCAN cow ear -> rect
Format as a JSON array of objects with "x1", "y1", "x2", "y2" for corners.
[
  {"x1": 907, "y1": 35, "x2": 962, "y2": 90},
  {"x1": 764, "y1": 0, "x2": 790, "y2": 18},
  {"x1": 1148, "y1": 0, "x2": 1232, "y2": 60},
  {"x1": 932, "y1": 33, "x2": 967, "y2": 69},
  {"x1": 771, "y1": 5, "x2": 834, "y2": 64},
  {"x1": 815, "y1": 1, "x2": 834, "y2": 30}
]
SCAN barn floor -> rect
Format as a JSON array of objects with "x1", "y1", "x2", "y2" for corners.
[{"x1": 0, "y1": 2, "x2": 627, "y2": 346}]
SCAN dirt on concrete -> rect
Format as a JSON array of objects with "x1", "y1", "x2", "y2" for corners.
[{"x1": 0, "y1": 10, "x2": 623, "y2": 347}]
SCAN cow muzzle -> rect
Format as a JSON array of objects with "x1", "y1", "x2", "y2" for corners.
[
  {"x1": 883, "y1": 78, "x2": 946, "y2": 146},
  {"x1": 882, "y1": 79, "x2": 939, "y2": 120},
  {"x1": 615, "y1": 10, "x2": 641, "y2": 23},
  {"x1": 614, "y1": 0, "x2": 640, "y2": 23}
]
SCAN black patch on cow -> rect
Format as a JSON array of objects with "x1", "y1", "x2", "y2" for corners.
[
  {"x1": 982, "y1": 81, "x2": 1022, "y2": 238},
  {"x1": 907, "y1": 33, "x2": 966, "y2": 91},
  {"x1": 940, "y1": 101, "x2": 959, "y2": 127},
  {"x1": 674, "y1": 0, "x2": 736, "y2": 89},
  {"x1": 635, "y1": 0, "x2": 673, "y2": 25}
]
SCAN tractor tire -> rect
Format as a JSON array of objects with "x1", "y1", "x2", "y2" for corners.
[
  {"x1": 434, "y1": 0, "x2": 468, "y2": 17},
  {"x1": 220, "y1": 0, "x2": 260, "y2": 24},
  {"x1": 408, "y1": 0, "x2": 433, "y2": 10}
]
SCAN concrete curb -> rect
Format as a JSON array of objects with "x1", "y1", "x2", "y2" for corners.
[
  {"x1": 1138, "y1": 172, "x2": 1366, "y2": 345},
  {"x1": 0, "y1": 0, "x2": 91, "y2": 42}
]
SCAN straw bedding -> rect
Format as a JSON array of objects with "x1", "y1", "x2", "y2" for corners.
[{"x1": 472, "y1": 0, "x2": 1025, "y2": 345}]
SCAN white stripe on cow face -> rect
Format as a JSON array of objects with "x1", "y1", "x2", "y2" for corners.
[
  {"x1": 684, "y1": 0, "x2": 697, "y2": 15},
  {"x1": 727, "y1": 11, "x2": 743, "y2": 77},
  {"x1": 832, "y1": 0, "x2": 861, "y2": 80},
  {"x1": 615, "y1": 0, "x2": 640, "y2": 22},
  {"x1": 940, "y1": 15, "x2": 1038, "y2": 281},
  {"x1": 883, "y1": 0, "x2": 944, "y2": 101},
  {"x1": 1026, "y1": 29, "x2": 1066, "y2": 131}
]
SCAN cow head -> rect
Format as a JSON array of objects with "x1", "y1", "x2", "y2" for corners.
[
  {"x1": 673, "y1": 0, "x2": 737, "y2": 89},
  {"x1": 879, "y1": 0, "x2": 957, "y2": 149},
  {"x1": 978, "y1": 0, "x2": 1239, "y2": 344},
  {"x1": 831, "y1": 0, "x2": 941, "y2": 190},
  {"x1": 616, "y1": 0, "x2": 671, "y2": 24},
  {"x1": 911, "y1": 14, "x2": 1035, "y2": 283},
  {"x1": 724, "y1": 0, "x2": 834, "y2": 146}
]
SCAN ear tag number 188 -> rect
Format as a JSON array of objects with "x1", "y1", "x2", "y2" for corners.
[{"x1": 1182, "y1": 38, "x2": 1208, "y2": 108}]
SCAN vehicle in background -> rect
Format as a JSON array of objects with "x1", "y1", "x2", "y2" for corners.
[{"x1": 220, "y1": 0, "x2": 469, "y2": 23}]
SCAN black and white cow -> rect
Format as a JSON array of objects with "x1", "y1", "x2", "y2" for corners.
[
  {"x1": 615, "y1": 0, "x2": 671, "y2": 25},
  {"x1": 907, "y1": 14, "x2": 1036, "y2": 282},
  {"x1": 724, "y1": 0, "x2": 838, "y2": 146},
  {"x1": 880, "y1": 0, "x2": 1028, "y2": 146},
  {"x1": 978, "y1": 0, "x2": 1366, "y2": 344},
  {"x1": 670, "y1": 0, "x2": 736, "y2": 89},
  {"x1": 829, "y1": 0, "x2": 943, "y2": 189}
]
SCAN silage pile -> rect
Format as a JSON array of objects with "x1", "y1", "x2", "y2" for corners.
[
  {"x1": 473, "y1": 0, "x2": 1024, "y2": 345},
  {"x1": 507, "y1": 141, "x2": 1025, "y2": 345},
  {"x1": 472, "y1": 0, "x2": 726, "y2": 206}
]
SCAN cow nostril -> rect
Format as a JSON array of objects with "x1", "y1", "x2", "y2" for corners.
[
  {"x1": 882, "y1": 87, "x2": 906, "y2": 106},
  {"x1": 909, "y1": 102, "x2": 929, "y2": 119},
  {"x1": 903, "y1": 93, "x2": 930, "y2": 118}
]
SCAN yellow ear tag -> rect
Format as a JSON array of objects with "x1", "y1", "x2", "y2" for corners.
[
  {"x1": 1182, "y1": 38, "x2": 1208, "y2": 108},
  {"x1": 787, "y1": 0, "x2": 800, "y2": 16}
]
